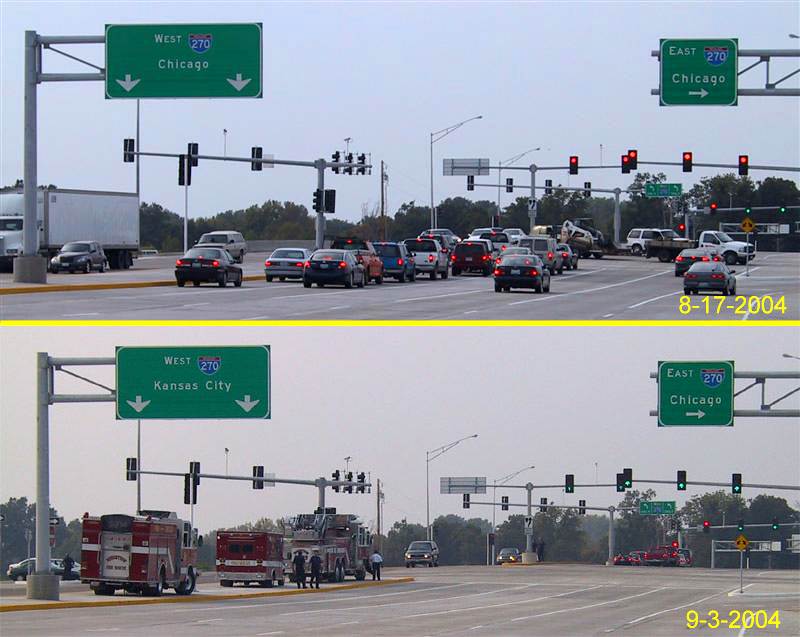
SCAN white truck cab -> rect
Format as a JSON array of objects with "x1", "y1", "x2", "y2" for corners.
[{"x1": 697, "y1": 230, "x2": 755, "y2": 265}]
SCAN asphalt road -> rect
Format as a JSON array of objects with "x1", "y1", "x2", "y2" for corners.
[
  {"x1": 1, "y1": 253, "x2": 798, "y2": 321},
  {"x1": 1, "y1": 565, "x2": 797, "y2": 636}
]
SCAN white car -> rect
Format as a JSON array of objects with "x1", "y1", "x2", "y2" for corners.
[
  {"x1": 697, "y1": 231, "x2": 755, "y2": 265},
  {"x1": 503, "y1": 228, "x2": 527, "y2": 245},
  {"x1": 194, "y1": 230, "x2": 247, "y2": 263},
  {"x1": 403, "y1": 237, "x2": 449, "y2": 280},
  {"x1": 625, "y1": 228, "x2": 662, "y2": 256}
]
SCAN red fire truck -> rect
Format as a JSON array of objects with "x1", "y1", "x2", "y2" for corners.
[
  {"x1": 282, "y1": 511, "x2": 372, "y2": 582},
  {"x1": 216, "y1": 530, "x2": 285, "y2": 587},
  {"x1": 81, "y1": 510, "x2": 200, "y2": 596}
]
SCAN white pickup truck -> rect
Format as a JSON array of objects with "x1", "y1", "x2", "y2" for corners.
[{"x1": 697, "y1": 230, "x2": 755, "y2": 265}]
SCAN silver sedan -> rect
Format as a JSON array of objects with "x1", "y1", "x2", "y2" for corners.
[{"x1": 265, "y1": 248, "x2": 313, "y2": 281}]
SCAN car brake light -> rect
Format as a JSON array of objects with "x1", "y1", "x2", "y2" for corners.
[
  {"x1": 713, "y1": 256, "x2": 720, "y2": 261},
  {"x1": 339, "y1": 261, "x2": 347, "y2": 268},
  {"x1": 702, "y1": 256, "x2": 709, "y2": 261},
  {"x1": 428, "y1": 254, "x2": 435, "y2": 262},
  {"x1": 304, "y1": 261, "x2": 310, "y2": 267},
  {"x1": 482, "y1": 255, "x2": 489, "y2": 261},
  {"x1": 451, "y1": 254, "x2": 456, "y2": 261},
  {"x1": 547, "y1": 251, "x2": 553, "y2": 259},
  {"x1": 685, "y1": 273, "x2": 697, "y2": 279},
  {"x1": 675, "y1": 256, "x2": 683, "y2": 262},
  {"x1": 176, "y1": 259, "x2": 184, "y2": 266},
  {"x1": 562, "y1": 252, "x2": 568, "y2": 258},
  {"x1": 295, "y1": 262, "x2": 303, "y2": 266},
  {"x1": 493, "y1": 269, "x2": 501, "y2": 276},
  {"x1": 397, "y1": 258, "x2": 404, "y2": 265},
  {"x1": 495, "y1": 257, "x2": 501, "y2": 264},
  {"x1": 530, "y1": 269, "x2": 538, "y2": 276},
  {"x1": 212, "y1": 260, "x2": 220, "y2": 267},
  {"x1": 501, "y1": 245, "x2": 506, "y2": 250},
  {"x1": 265, "y1": 260, "x2": 272, "y2": 267},
  {"x1": 346, "y1": 239, "x2": 353, "y2": 244},
  {"x1": 711, "y1": 273, "x2": 725, "y2": 279}
]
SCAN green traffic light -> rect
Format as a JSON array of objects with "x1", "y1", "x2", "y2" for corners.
[{"x1": 779, "y1": 206, "x2": 787, "y2": 213}]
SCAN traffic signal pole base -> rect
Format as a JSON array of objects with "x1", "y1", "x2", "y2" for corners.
[
  {"x1": 26, "y1": 573, "x2": 60, "y2": 600},
  {"x1": 522, "y1": 552, "x2": 539, "y2": 565},
  {"x1": 13, "y1": 255, "x2": 47, "y2": 284}
]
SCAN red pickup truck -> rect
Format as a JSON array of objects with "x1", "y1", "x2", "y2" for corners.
[
  {"x1": 643, "y1": 545, "x2": 679, "y2": 566},
  {"x1": 330, "y1": 238, "x2": 384, "y2": 284}
]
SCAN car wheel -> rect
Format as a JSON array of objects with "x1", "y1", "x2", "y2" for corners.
[
  {"x1": 99, "y1": 261, "x2": 106, "y2": 273},
  {"x1": 398, "y1": 271, "x2": 406, "y2": 283},
  {"x1": 376, "y1": 272, "x2": 383, "y2": 284},
  {"x1": 558, "y1": 266, "x2": 563, "y2": 274},
  {"x1": 430, "y1": 269, "x2": 437, "y2": 280},
  {"x1": 406, "y1": 563, "x2": 410, "y2": 568},
  {"x1": 675, "y1": 270, "x2": 682, "y2": 277},
  {"x1": 239, "y1": 251, "x2": 245, "y2": 263},
  {"x1": 357, "y1": 272, "x2": 365, "y2": 288},
  {"x1": 266, "y1": 275, "x2": 273, "y2": 282},
  {"x1": 279, "y1": 277, "x2": 286, "y2": 282},
  {"x1": 84, "y1": 261, "x2": 91, "y2": 274},
  {"x1": 410, "y1": 270, "x2": 416, "y2": 281},
  {"x1": 482, "y1": 268, "x2": 490, "y2": 277},
  {"x1": 345, "y1": 273, "x2": 353, "y2": 289},
  {"x1": 452, "y1": 267, "x2": 460, "y2": 276},
  {"x1": 177, "y1": 280, "x2": 185, "y2": 287},
  {"x1": 684, "y1": 288, "x2": 691, "y2": 295},
  {"x1": 234, "y1": 273, "x2": 243, "y2": 287},
  {"x1": 658, "y1": 250, "x2": 671, "y2": 263},
  {"x1": 724, "y1": 252, "x2": 737, "y2": 265},
  {"x1": 303, "y1": 280, "x2": 311, "y2": 288},
  {"x1": 193, "y1": 281, "x2": 201, "y2": 287},
  {"x1": 494, "y1": 283, "x2": 502, "y2": 292},
  {"x1": 441, "y1": 266, "x2": 449, "y2": 280},
  {"x1": 535, "y1": 284, "x2": 542, "y2": 293},
  {"x1": 218, "y1": 272, "x2": 228, "y2": 287},
  {"x1": 318, "y1": 283, "x2": 325, "y2": 288},
  {"x1": 631, "y1": 245, "x2": 642, "y2": 256}
]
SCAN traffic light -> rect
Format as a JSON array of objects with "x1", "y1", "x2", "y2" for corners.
[
  {"x1": 544, "y1": 179, "x2": 553, "y2": 195},
  {"x1": 178, "y1": 154, "x2": 192, "y2": 186},
  {"x1": 732, "y1": 473, "x2": 742, "y2": 494},
  {"x1": 738, "y1": 155, "x2": 749, "y2": 176},
  {"x1": 578, "y1": 499, "x2": 586, "y2": 515},
  {"x1": 251, "y1": 146, "x2": 263, "y2": 171},
  {"x1": 616, "y1": 473, "x2": 626, "y2": 492},
  {"x1": 312, "y1": 189, "x2": 324, "y2": 213},
  {"x1": 463, "y1": 494, "x2": 470, "y2": 509},
  {"x1": 621, "y1": 155, "x2": 631, "y2": 174},
  {"x1": 183, "y1": 473, "x2": 197, "y2": 505},
  {"x1": 252, "y1": 465, "x2": 264, "y2": 489},
  {"x1": 677, "y1": 470, "x2": 687, "y2": 491},
  {"x1": 357, "y1": 472, "x2": 366, "y2": 493},
  {"x1": 189, "y1": 461, "x2": 200, "y2": 485},
  {"x1": 569, "y1": 155, "x2": 579, "y2": 175},
  {"x1": 126, "y1": 457, "x2": 138, "y2": 481},
  {"x1": 682, "y1": 151, "x2": 693, "y2": 172},
  {"x1": 744, "y1": 206, "x2": 752, "y2": 215},
  {"x1": 623, "y1": 468, "x2": 633, "y2": 489},
  {"x1": 332, "y1": 469, "x2": 340, "y2": 492},
  {"x1": 188, "y1": 142, "x2": 199, "y2": 167},
  {"x1": 501, "y1": 496, "x2": 509, "y2": 511},
  {"x1": 123, "y1": 138, "x2": 135, "y2": 163},
  {"x1": 345, "y1": 471, "x2": 353, "y2": 494},
  {"x1": 709, "y1": 202, "x2": 718, "y2": 214},
  {"x1": 583, "y1": 182, "x2": 591, "y2": 198},
  {"x1": 467, "y1": 175, "x2": 475, "y2": 191},
  {"x1": 331, "y1": 151, "x2": 341, "y2": 174},
  {"x1": 702, "y1": 520, "x2": 711, "y2": 533},
  {"x1": 540, "y1": 497, "x2": 548, "y2": 512},
  {"x1": 357, "y1": 153, "x2": 367, "y2": 175},
  {"x1": 565, "y1": 474, "x2": 575, "y2": 493},
  {"x1": 779, "y1": 205, "x2": 787, "y2": 213},
  {"x1": 737, "y1": 520, "x2": 745, "y2": 532},
  {"x1": 345, "y1": 152, "x2": 354, "y2": 175},
  {"x1": 677, "y1": 222, "x2": 686, "y2": 233},
  {"x1": 506, "y1": 178, "x2": 513, "y2": 193},
  {"x1": 628, "y1": 149, "x2": 638, "y2": 170},
  {"x1": 324, "y1": 189, "x2": 336, "y2": 214},
  {"x1": 772, "y1": 518, "x2": 779, "y2": 531}
]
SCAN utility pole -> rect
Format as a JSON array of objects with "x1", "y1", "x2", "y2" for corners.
[
  {"x1": 376, "y1": 478, "x2": 383, "y2": 551},
  {"x1": 380, "y1": 161, "x2": 386, "y2": 242}
]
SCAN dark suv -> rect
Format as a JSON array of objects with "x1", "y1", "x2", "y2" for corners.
[
  {"x1": 49, "y1": 241, "x2": 108, "y2": 273},
  {"x1": 451, "y1": 241, "x2": 492, "y2": 276},
  {"x1": 405, "y1": 540, "x2": 440, "y2": 567}
]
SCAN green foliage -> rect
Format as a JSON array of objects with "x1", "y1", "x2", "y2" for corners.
[
  {"x1": 381, "y1": 519, "x2": 426, "y2": 566},
  {"x1": 0, "y1": 498, "x2": 67, "y2": 578}
]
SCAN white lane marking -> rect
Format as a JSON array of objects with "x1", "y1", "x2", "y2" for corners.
[
  {"x1": 180, "y1": 302, "x2": 210, "y2": 308},
  {"x1": 735, "y1": 266, "x2": 761, "y2": 279},
  {"x1": 469, "y1": 626, "x2": 484, "y2": 631},
  {"x1": 256, "y1": 632, "x2": 285, "y2": 636},
  {"x1": 508, "y1": 270, "x2": 669, "y2": 306},
  {"x1": 602, "y1": 313, "x2": 614, "y2": 318},
  {"x1": 393, "y1": 289, "x2": 486, "y2": 303},
  {"x1": 195, "y1": 618, "x2": 223, "y2": 624},
  {"x1": 463, "y1": 310, "x2": 479, "y2": 315},
  {"x1": 511, "y1": 586, "x2": 666, "y2": 622},
  {"x1": 243, "y1": 316, "x2": 271, "y2": 320},
  {"x1": 627, "y1": 291, "x2": 682, "y2": 309},
  {"x1": 619, "y1": 589, "x2": 725, "y2": 627},
  {"x1": 738, "y1": 626, "x2": 747, "y2": 637},
  {"x1": 62, "y1": 312, "x2": 100, "y2": 317},
  {"x1": 327, "y1": 306, "x2": 350, "y2": 311},
  {"x1": 281, "y1": 583, "x2": 539, "y2": 616},
  {"x1": 85, "y1": 630, "x2": 120, "y2": 633},
  {"x1": 726, "y1": 583, "x2": 756, "y2": 596},
  {"x1": 404, "y1": 584, "x2": 600, "y2": 620}
]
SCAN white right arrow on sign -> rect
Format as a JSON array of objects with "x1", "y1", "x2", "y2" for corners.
[
  {"x1": 686, "y1": 409, "x2": 706, "y2": 419},
  {"x1": 688, "y1": 88, "x2": 709, "y2": 98},
  {"x1": 235, "y1": 395, "x2": 260, "y2": 413},
  {"x1": 126, "y1": 395, "x2": 150, "y2": 413}
]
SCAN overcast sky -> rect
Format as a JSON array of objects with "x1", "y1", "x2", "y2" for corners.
[
  {"x1": 2, "y1": 326, "x2": 798, "y2": 534},
  {"x1": 1, "y1": 1, "x2": 798, "y2": 226}
]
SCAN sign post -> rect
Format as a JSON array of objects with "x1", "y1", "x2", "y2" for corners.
[
  {"x1": 116, "y1": 346, "x2": 270, "y2": 419},
  {"x1": 735, "y1": 534, "x2": 749, "y2": 593},
  {"x1": 740, "y1": 218, "x2": 754, "y2": 278},
  {"x1": 105, "y1": 23, "x2": 263, "y2": 99},
  {"x1": 657, "y1": 361, "x2": 734, "y2": 427},
  {"x1": 659, "y1": 38, "x2": 738, "y2": 106}
]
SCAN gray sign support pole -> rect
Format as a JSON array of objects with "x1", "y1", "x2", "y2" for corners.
[
  {"x1": 136, "y1": 420, "x2": 141, "y2": 514},
  {"x1": 315, "y1": 159, "x2": 326, "y2": 250},
  {"x1": 317, "y1": 477, "x2": 326, "y2": 510},
  {"x1": 528, "y1": 166, "x2": 537, "y2": 233},
  {"x1": 613, "y1": 189, "x2": 622, "y2": 245},
  {"x1": 525, "y1": 483, "x2": 533, "y2": 554},
  {"x1": 607, "y1": 507, "x2": 616, "y2": 565}
]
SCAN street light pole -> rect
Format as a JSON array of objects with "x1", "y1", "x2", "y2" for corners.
[
  {"x1": 492, "y1": 464, "x2": 535, "y2": 565},
  {"x1": 430, "y1": 115, "x2": 483, "y2": 228},
  {"x1": 426, "y1": 434, "x2": 479, "y2": 541},
  {"x1": 496, "y1": 148, "x2": 541, "y2": 225}
]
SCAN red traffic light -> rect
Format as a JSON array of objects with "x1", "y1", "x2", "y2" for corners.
[
  {"x1": 627, "y1": 149, "x2": 638, "y2": 170},
  {"x1": 682, "y1": 151, "x2": 693, "y2": 173},
  {"x1": 569, "y1": 155, "x2": 579, "y2": 175},
  {"x1": 709, "y1": 202, "x2": 718, "y2": 213},
  {"x1": 738, "y1": 154, "x2": 749, "y2": 176},
  {"x1": 678, "y1": 223, "x2": 686, "y2": 232}
]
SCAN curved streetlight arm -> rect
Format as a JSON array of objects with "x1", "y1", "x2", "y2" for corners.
[
  {"x1": 782, "y1": 353, "x2": 800, "y2": 360},
  {"x1": 427, "y1": 434, "x2": 479, "y2": 462},
  {"x1": 495, "y1": 465, "x2": 535, "y2": 485},
  {"x1": 501, "y1": 148, "x2": 542, "y2": 167},
  {"x1": 431, "y1": 115, "x2": 483, "y2": 144}
]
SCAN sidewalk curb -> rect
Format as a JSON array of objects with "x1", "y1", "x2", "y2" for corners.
[
  {"x1": 0, "y1": 577, "x2": 414, "y2": 613},
  {"x1": 0, "y1": 274, "x2": 265, "y2": 296}
]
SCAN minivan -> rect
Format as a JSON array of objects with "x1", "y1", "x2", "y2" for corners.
[
  {"x1": 195, "y1": 231, "x2": 247, "y2": 263},
  {"x1": 519, "y1": 235, "x2": 563, "y2": 274}
]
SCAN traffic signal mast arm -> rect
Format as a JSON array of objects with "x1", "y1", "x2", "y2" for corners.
[
  {"x1": 476, "y1": 478, "x2": 800, "y2": 491},
  {"x1": 132, "y1": 468, "x2": 371, "y2": 491},
  {"x1": 127, "y1": 149, "x2": 371, "y2": 172},
  {"x1": 461, "y1": 160, "x2": 800, "y2": 174}
]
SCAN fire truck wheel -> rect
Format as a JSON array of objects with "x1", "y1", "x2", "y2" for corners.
[
  {"x1": 278, "y1": 578, "x2": 285, "y2": 587},
  {"x1": 93, "y1": 584, "x2": 113, "y2": 596},
  {"x1": 337, "y1": 563, "x2": 345, "y2": 582},
  {"x1": 176, "y1": 569, "x2": 196, "y2": 595},
  {"x1": 220, "y1": 580, "x2": 233, "y2": 587},
  {"x1": 355, "y1": 569, "x2": 366, "y2": 581}
]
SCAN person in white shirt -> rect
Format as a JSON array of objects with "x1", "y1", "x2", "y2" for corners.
[{"x1": 370, "y1": 549, "x2": 383, "y2": 581}]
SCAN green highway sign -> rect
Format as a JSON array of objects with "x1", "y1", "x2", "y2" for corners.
[
  {"x1": 639, "y1": 501, "x2": 677, "y2": 516},
  {"x1": 657, "y1": 361, "x2": 734, "y2": 427},
  {"x1": 645, "y1": 183, "x2": 683, "y2": 198},
  {"x1": 116, "y1": 346, "x2": 270, "y2": 419},
  {"x1": 660, "y1": 38, "x2": 738, "y2": 106},
  {"x1": 105, "y1": 23, "x2": 262, "y2": 99}
]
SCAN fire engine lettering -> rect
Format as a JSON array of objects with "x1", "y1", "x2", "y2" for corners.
[
  {"x1": 205, "y1": 380, "x2": 232, "y2": 392},
  {"x1": 153, "y1": 380, "x2": 199, "y2": 391}
]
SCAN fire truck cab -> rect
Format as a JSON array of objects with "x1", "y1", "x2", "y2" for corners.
[
  {"x1": 81, "y1": 510, "x2": 200, "y2": 596},
  {"x1": 216, "y1": 530, "x2": 285, "y2": 588},
  {"x1": 283, "y1": 510, "x2": 372, "y2": 583}
]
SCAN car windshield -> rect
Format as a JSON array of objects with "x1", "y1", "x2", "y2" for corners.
[
  {"x1": 374, "y1": 244, "x2": 401, "y2": 257},
  {"x1": 687, "y1": 262, "x2": 719, "y2": 272},
  {"x1": 61, "y1": 242, "x2": 90, "y2": 253},
  {"x1": 185, "y1": 248, "x2": 225, "y2": 259},
  {"x1": 408, "y1": 542, "x2": 433, "y2": 551},
  {"x1": 406, "y1": 239, "x2": 437, "y2": 252},
  {"x1": 312, "y1": 250, "x2": 346, "y2": 261},
  {"x1": 198, "y1": 234, "x2": 229, "y2": 244},
  {"x1": 271, "y1": 249, "x2": 306, "y2": 259},
  {"x1": 455, "y1": 243, "x2": 486, "y2": 256},
  {"x1": 505, "y1": 248, "x2": 531, "y2": 255},
  {"x1": 661, "y1": 230, "x2": 679, "y2": 239},
  {"x1": 532, "y1": 240, "x2": 550, "y2": 251},
  {"x1": 499, "y1": 548, "x2": 517, "y2": 555},
  {"x1": 716, "y1": 232, "x2": 734, "y2": 242},
  {"x1": 0, "y1": 218, "x2": 23, "y2": 231}
]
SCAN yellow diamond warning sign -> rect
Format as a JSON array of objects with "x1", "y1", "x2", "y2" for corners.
[
  {"x1": 740, "y1": 217, "x2": 755, "y2": 233},
  {"x1": 735, "y1": 534, "x2": 749, "y2": 551}
]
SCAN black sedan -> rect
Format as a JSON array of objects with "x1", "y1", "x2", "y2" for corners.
[
  {"x1": 683, "y1": 261, "x2": 737, "y2": 296},
  {"x1": 303, "y1": 250, "x2": 366, "y2": 288},
  {"x1": 493, "y1": 255, "x2": 551, "y2": 293},
  {"x1": 674, "y1": 249, "x2": 720, "y2": 276},
  {"x1": 175, "y1": 248, "x2": 243, "y2": 287}
]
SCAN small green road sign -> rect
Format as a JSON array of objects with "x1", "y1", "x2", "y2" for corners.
[
  {"x1": 660, "y1": 38, "x2": 738, "y2": 106},
  {"x1": 639, "y1": 501, "x2": 677, "y2": 516},
  {"x1": 644, "y1": 183, "x2": 683, "y2": 198},
  {"x1": 116, "y1": 346, "x2": 270, "y2": 419},
  {"x1": 105, "y1": 23, "x2": 262, "y2": 99},
  {"x1": 657, "y1": 361, "x2": 734, "y2": 427}
]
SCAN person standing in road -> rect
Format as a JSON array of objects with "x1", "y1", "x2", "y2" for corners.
[
  {"x1": 370, "y1": 549, "x2": 383, "y2": 581},
  {"x1": 62, "y1": 554, "x2": 75, "y2": 579},
  {"x1": 537, "y1": 540, "x2": 545, "y2": 562},
  {"x1": 309, "y1": 550, "x2": 322, "y2": 589},
  {"x1": 292, "y1": 551, "x2": 307, "y2": 589}
]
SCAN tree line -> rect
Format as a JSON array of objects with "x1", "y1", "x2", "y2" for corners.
[
  {"x1": 138, "y1": 174, "x2": 799, "y2": 252},
  {"x1": 3, "y1": 490, "x2": 796, "y2": 577}
]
